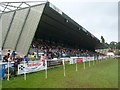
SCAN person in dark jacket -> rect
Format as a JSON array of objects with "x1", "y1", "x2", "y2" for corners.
[
  {"x1": 12, "y1": 51, "x2": 17, "y2": 60},
  {"x1": 23, "y1": 56, "x2": 29, "y2": 63},
  {"x1": 13, "y1": 55, "x2": 21, "y2": 77}
]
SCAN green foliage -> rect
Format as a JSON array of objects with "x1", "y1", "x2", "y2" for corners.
[
  {"x1": 109, "y1": 41, "x2": 117, "y2": 49},
  {"x1": 101, "y1": 36, "x2": 105, "y2": 43},
  {"x1": 117, "y1": 42, "x2": 120, "y2": 49}
]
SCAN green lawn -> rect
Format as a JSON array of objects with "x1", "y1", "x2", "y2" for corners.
[
  {"x1": 2, "y1": 58, "x2": 118, "y2": 88},
  {"x1": 0, "y1": 79, "x2": 1, "y2": 89}
]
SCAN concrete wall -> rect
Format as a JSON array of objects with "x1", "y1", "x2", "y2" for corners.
[
  {"x1": 0, "y1": 14, "x2": 2, "y2": 50},
  {"x1": 4, "y1": 8, "x2": 29, "y2": 50},
  {"x1": 16, "y1": 4, "x2": 45, "y2": 55},
  {"x1": 2, "y1": 3, "x2": 46, "y2": 55},
  {"x1": 2, "y1": 12, "x2": 14, "y2": 47}
]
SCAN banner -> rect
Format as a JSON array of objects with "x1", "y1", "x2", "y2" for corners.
[
  {"x1": 18, "y1": 60, "x2": 47, "y2": 75},
  {"x1": 70, "y1": 57, "x2": 83, "y2": 64},
  {"x1": 70, "y1": 57, "x2": 78, "y2": 64},
  {"x1": 83, "y1": 57, "x2": 94, "y2": 62},
  {"x1": 69, "y1": 58, "x2": 75, "y2": 64},
  {"x1": 47, "y1": 60, "x2": 62, "y2": 67},
  {"x1": 76, "y1": 58, "x2": 83, "y2": 63}
]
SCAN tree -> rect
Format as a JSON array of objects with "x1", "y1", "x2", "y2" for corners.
[
  {"x1": 101, "y1": 36, "x2": 105, "y2": 44},
  {"x1": 109, "y1": 41, "x2": 117, "y2": 49},
  {"x1": 117, "y1": 42, "x2": 120, "y2": 50},
  {"x1": 105, "y1": 42, "x2": 109, "y2": 47}
]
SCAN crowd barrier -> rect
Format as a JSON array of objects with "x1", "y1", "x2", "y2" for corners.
[
  {"x1": 0, "y1": 56, "x2": 109, "y2": 80},
  {"x1": 0, "y1": 62, "x2": 14, "y2": 79},
  {"x1": 18, "y1": 61, "x2": 47, "y2": 75},
  {"x1": 47, "y1": 59, "x2": 62, "y2": 67}
]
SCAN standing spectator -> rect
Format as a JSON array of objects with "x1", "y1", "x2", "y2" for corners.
[
  {"x1": 13, "y1": 59, "x2": 18, "y2": 77},
  {"x1": 23, "y1": 56, "x2": 29, "y2": 63},
  {"x1": 8, "y1": 55, "x2": 13, "y2": 62},
  {"x1": 13, "y1": 55, "x2": 21, "y2": 77},
  {"x1": 7, "y1": 50, "x2": 11, "y2": 58},
  {"x1": 40, "y1": 54, "x2": 45, "y2": 66},
  {"x1": 6, "y1": 55, "x2": 13, "y2": 79},
  {"x1": 31, "y1": 53, "x2": 36, "y2": 61},
  {"x1": 13, "y1": 55, "x2": 20, "y2": 77},
  {"x1": 12, "y1": 51, "x2": 17, "y2": 60},
  {"x1": 3, "y1": 55, "x2": 9, "y2": 62}
]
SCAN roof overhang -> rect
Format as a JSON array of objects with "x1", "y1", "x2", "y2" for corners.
[{"x1": 35, "y1": 2, "x2": 101, "y2": 50}]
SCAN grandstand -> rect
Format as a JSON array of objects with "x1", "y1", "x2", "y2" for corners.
[
  {"x1": 0, "y1": 1, "x2": 106, "y2": 56},
  {"x1": 0, "y1": 2, "x2": 117, "y2": 88}
]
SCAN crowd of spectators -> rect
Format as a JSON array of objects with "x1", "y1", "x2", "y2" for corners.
[
  {"x1": 29, "y1": 39, "x2": 101, "y2": 60},
  {"x1": 1, "y1": 39, "x2": 104, "y2": 79},
  {"x1": 2, "y1": 50, "x2": 23, "y2": 78},
  {"x1": 2, "y1": 39, "x2": 103, "y2": 62}
]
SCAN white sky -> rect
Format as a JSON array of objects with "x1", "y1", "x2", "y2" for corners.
[
  {"x1": 48, "y1": 0, "x2": 118, "y2": 44},
  {"x1": 0, "y1": 0, "x2": 119, "y2": 44}
]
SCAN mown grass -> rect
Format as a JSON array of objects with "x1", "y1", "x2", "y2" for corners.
[
  {"x1": 2, "y1": 58, "x2": 118, "y2": 88},
  {"x1": 0, "y1": 79, "x2": 1, "y2": 89}
]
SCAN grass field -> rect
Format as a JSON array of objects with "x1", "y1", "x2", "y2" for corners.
[
  {"x1": 2, "y1": 58, "x2": 118, "y2": 88},
  {"x1": 0, "y1": 79, "x2": 1, "y2": 90}
]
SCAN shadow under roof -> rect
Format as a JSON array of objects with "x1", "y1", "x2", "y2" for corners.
[{"x1": 35, "y1": 2, "x2": 103, "y2": 51}]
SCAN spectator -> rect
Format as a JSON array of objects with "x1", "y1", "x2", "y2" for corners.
[
  {"x1": 31, "y1": 53, "x2": 36, "y2": 61},
  {"x1": 3, "y1": 55, "x2": 9, "y2": 62},
  {"x1": 40, "y1": 54, "x2": 45, "y2": 66},
  {"x1": 23, "y1": 56, "x2": 29, "y2": 63},
  {"x1": 8, "y1": 55, "x2": 13, "y2": 62},
  {"x1": 13, "y1": 55, "x2": 21, "y2": 77},
  {"x1": 7, "y1": 50, "x2": 11, "y2": 58},
  {"x1": 12, "y1": 51, "x2": 17, "y2": 60}
]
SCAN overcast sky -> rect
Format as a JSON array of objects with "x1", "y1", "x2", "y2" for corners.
[
  {"x1": 48, "y1": 0, "x2": 118, "y2": 44},
  {"x1": 0, "y1": 0, "x2": 119, "y2": 44}
]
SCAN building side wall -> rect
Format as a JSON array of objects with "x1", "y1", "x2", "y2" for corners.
[
  {"x1": 3, "y1": 8, "x2": 29, "y2": 50},
  {"x1": 2, "y1": 4, "x2": 46, "y2": 55},
  {"x1": 16, "y1": 4, "x2": 45, "y2": 55},
  {"x1": 0, "y1": 14, "x2": 2, "y2": 50},
  {"x1": 2, "y1": 12, "x2": 14, "y2": 46}
]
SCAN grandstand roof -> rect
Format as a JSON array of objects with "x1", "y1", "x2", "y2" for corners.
[
  {"x1": 1, "y1": 1, "x2": 106, "y2": 55},
  {"x1": 35, "y1": 2, "x2": 103, "y2": 50},
  {"x1": 0, "y1": 1, "x2": 46, "y2": 13}
]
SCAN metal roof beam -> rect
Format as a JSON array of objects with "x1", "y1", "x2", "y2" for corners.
[{"x1": 0, "y1": 1, "x2": 47, "y2": 13}]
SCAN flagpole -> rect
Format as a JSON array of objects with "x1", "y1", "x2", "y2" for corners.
[
  {"x1": 93, "y1": 57, "x2": 94, "y2": 65},
  {"x1": 45, "y1": 60, "x2": 47, "y2": 79},
  {"x1": 62, "y1": 59, "x2": 66, "y2": 77},
  {"x1": 76, "y1": 59, "x2": 78, "y2": 72},
  {"x1": 83, "y1": 61, "x2": 85, "y2": 69},
  {"x1": 101, "y1": 56, "x2": 102, "y2": 62},
  {"x1": 45, "y1": 67, "x2": 47, "y2": 79},
  {"x1": 24, "y1": 58, "x2": 26, "y2": 80},
  {"x1": 83, "y1": 57, "x2": 86, "y2": 69},
  {"x1": 98, "y1": 58, "x2": 100, "y2": 63},
  {"x1": 7, "y1": 60, "x2": 9, "y2": 81},
  {"x1": 89, "y1": 59, "x2": 90, "y2": 67}
]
